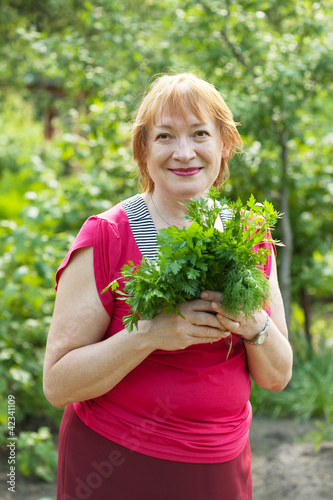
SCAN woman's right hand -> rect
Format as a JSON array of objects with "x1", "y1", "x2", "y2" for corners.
[{"x1": 136, "y1": 297, "x2": 231, "y2": 351}]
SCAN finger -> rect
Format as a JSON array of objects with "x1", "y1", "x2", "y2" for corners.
[
  {"x1": 199, "y1": 336, "x2": 224, "y2": 344},
  {"x1": 182, "y1": 308, "x2": 226, "y2": 330},
  {"x1": 189, "y1": 324, "x2": 230, "y2": 341},
  {"x1": 209, "y1": 301, "x2": 223, "y2": 313},
  {"x1": 179, "y1": 298, "x2": 220, "y2": 315},
  {"x1": 200, "y1": 290, "x2": 223, "y2": 302},
  {"x1": 216, "y1": 313, "x2": 241, "y2": 332}
]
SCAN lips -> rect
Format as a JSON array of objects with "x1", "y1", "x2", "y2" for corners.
[{"x1": 170, "y1": 168, "x2": 202, "y2": 177}]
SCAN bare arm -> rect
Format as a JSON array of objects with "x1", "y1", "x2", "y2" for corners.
[
  {"x1": 243, "y1": 250, "x2": 293, "y2": 390},
  {"x1": 201, "y1": 250, "x2": 293, "y2": 392},
  {"x1": 43, "y1": 246, "x2": 226, "y2": 408}
]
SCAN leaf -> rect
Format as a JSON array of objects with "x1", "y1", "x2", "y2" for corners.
[
  {"x1": 168, "y1": 261, "x2": 182, "y2": 274},
  {"x1": 187, "y1": 268, "x2": 200, "y2": 280},
  {"x1": 102, "y1": 279, "x2": 119, "y2": 293},
  {"x1": 247, "y1": 193, "x2": 256, "y2": 209}
]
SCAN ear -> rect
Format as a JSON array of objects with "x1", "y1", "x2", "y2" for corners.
[{"x1": 222, "y1": 147, "x2": 230, "y2": 159}]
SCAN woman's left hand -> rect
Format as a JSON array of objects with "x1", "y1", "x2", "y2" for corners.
[
  {"x1": 200, "y1": 290, "x2": 267, "y2": 341},
  {"x1": 200, "y1": 247, "x2": 293, "y2": 394}
]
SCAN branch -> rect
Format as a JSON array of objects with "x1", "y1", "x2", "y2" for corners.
[{"x1": 220, "y1": 27, "x2": 256, "y2": 77}]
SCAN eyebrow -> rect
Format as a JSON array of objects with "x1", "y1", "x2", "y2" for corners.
[{"x1": 155, "y1": 122, "x2": 207, "y2": 130}]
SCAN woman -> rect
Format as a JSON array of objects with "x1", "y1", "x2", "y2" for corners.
[{"x1": 43, "y1": 73, "x2": 292, "y2": 500}]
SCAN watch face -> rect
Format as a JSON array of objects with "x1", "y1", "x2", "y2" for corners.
[
  {"x1": 243, "y1": 322, "x2": 269, "y2": 345},
  {"x1": 257, "y1": 331, "x2": 268, "y2": 345}
]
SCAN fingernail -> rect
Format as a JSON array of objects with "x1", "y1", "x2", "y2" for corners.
[{"x1": 201, "y1": 292, "x2": 208, "y2": 299}]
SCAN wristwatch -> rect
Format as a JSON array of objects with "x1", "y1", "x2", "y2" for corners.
[{"x1": 243, "y1": 314, "x2": 270, "y2": 346}]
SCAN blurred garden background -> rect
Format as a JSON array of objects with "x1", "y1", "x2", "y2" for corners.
[{"x1": 0, "y1": 0, "x2": 333, "y2": 486}]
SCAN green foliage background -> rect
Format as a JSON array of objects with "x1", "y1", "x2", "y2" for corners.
[{"x1": 0, "y1": 0, "x2": 332, "y2": 481}]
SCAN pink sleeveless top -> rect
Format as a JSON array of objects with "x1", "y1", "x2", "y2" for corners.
[{"x1": 55, "y1": 195, "x2": 275, "y2": 464}]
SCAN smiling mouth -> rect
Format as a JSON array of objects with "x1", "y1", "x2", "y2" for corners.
[{"x1": 170, "y1": 168, "x2": 203, "y2": 177}]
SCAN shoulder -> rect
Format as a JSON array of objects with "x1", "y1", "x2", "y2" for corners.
[
  {"x1": 95, "y1": 194, "x2": 146, "y2": 230},
  {"x1": 79, "y1": 196, "x2": 138, "y2": 241},
  {"x1": 55, "y1": 200, "x2": 130, "y2": 288}
]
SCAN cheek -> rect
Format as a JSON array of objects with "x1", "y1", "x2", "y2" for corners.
[
  {"x1": 147, "y1": 147, "x2": 170, "y2": 167},
  {"x1": 202, "y1": 141, "x2": 223, "y2": 166},
  {"x1": 211, "y1": 150, "x2": 223, "y2": 170}
]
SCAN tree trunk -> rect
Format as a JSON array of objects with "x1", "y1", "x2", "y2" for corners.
[
  {"x1": 44, "y1": 102, "x2": 57, "y2": 140},
  {"x1": 279, "y1": 130, "x2": 293, "y2": 334}
]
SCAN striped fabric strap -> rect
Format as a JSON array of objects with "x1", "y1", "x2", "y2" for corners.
[{"x1": 121, "y1": 194, "x2": 233, "y2": 261}]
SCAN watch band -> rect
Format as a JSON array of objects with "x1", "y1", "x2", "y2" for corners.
[{"x1": 243, "y1": 313, "x2": 270, "y2": 346}]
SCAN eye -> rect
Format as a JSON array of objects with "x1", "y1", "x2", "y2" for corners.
[
  {"x1": 195, "y1": 130, "x2": 209, "y2": 138},
  {"x1": 156, "y1": 133, "x2": 171, "y2": 141}
]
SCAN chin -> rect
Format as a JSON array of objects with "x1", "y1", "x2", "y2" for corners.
[{"x1": 174, "y1": 182, "x2": 210, "y2": 200}]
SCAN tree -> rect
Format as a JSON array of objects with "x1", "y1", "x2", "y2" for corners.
[{"x1": 154, "y1": 0, "x2": 333, "y2": 335}]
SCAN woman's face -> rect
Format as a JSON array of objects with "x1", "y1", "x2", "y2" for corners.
[{"x1": 144, "y1": 106, "x2": 227, "y2": 201}]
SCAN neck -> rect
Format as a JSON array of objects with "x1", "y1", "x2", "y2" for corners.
[{"x1": 144, "y1": 190, "x2": 190, "y2": 229}]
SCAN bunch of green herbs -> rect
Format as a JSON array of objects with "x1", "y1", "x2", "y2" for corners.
[{"x1": 106, "y1": 188, "x2": 281, "y2": 332}]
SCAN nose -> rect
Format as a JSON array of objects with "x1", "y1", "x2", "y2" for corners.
[{"x1": 172, "y1": 137, "x2": 196, "y2": 163}]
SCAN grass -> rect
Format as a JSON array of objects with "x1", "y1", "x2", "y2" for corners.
[{"x1": 251, "y1": 304, "x2": 333, "y2": 425}]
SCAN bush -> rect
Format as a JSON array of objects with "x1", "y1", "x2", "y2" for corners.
[
  {"x1": 17, "y1": 427, "x2": 58, "y2": 482},
  {"x1": 251, "y1": 335, "x2": 333, "y2": 421},
  {"x1": 0, "y1": 153, "x2": 135, "y2": 442}
]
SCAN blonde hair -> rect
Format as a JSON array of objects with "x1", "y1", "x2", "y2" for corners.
[{"x1": 132, "y1": 73, "x2": 243, "y2": 192}]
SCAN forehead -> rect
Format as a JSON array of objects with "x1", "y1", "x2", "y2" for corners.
[{"x1": 150, "y1": 104, "x2": 214, "y2": 129}]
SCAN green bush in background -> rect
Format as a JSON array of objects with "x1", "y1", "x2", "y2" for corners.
[
  {"x1": 251, "y1": 334, "x2": 333, "y2": 421},
  {"x1": 17, "y1": 427, "x2": 58, "y2": 482},
  {"x1": 0, "y1": 156, "x2": 135, "y2": 431}
]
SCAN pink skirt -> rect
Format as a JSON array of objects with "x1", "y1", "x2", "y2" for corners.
[{"x1": 57, "y1": 404, "x2": 252, "y2": 500}]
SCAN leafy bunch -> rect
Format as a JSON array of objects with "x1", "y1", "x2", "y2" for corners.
[{"x1": 107, "y1": 188, "x2": 281, "y2": 332}]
